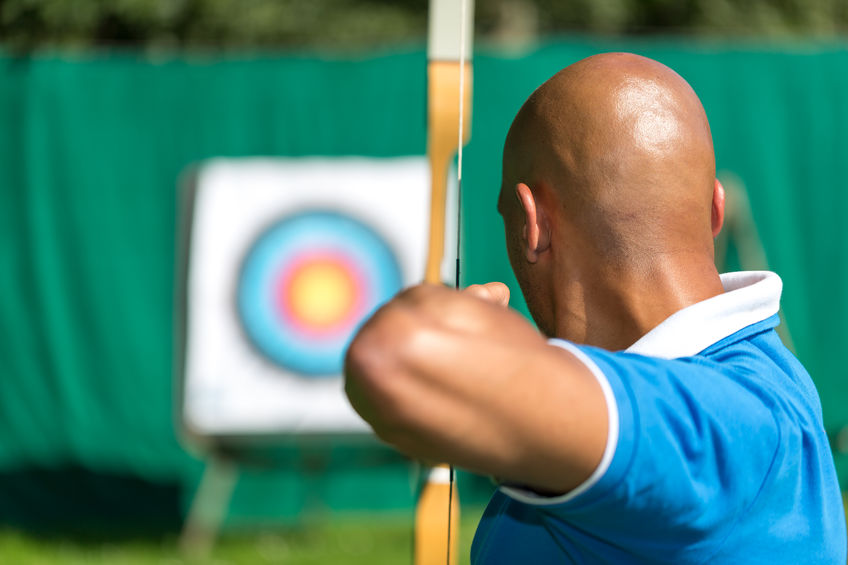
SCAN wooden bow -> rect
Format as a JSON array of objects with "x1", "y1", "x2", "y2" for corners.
[{"x1": 415, "y1": 1, "x2": 474, "y2": 564}]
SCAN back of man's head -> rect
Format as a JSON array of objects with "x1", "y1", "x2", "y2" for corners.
[{"x1": 504, "y1": 52, "x2": 717, "y2": 266}]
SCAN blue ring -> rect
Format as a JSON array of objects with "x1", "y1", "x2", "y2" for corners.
[{"x1": 237, "y1": 211, "x2": 402, "y2": 376}]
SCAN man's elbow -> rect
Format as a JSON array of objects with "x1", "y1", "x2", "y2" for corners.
[{"x1": 343, "y1": 307, "x2": 419, "y2": 442}]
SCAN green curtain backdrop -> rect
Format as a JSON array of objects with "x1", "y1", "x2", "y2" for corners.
[{"x1": 1, "y1": 40, "x2": 847, "y2": 529}]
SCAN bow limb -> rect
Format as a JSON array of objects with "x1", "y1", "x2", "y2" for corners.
[
  {"x1": 415, "y1": 1, "x2": 474, "y2": 564},
  {"x1": 423, "y1": 0, "x2": 473, "y2": 285},
  {"x1": 423, "y1": 63, "x2": 472, "y2": 283}
]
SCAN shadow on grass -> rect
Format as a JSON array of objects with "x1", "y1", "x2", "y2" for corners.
[{"x1": 0, "y1": 465, "x2": 182, "y2": 541}]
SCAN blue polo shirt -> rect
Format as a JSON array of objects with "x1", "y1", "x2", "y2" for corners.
[{"x1": 471, "y1": 272, "x2": 846, "y2": 564}]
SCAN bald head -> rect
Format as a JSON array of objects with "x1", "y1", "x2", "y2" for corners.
[{"x1": 502, "y1": 53, "x2": 717, "y2": 263}]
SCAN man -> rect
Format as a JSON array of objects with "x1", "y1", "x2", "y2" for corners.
[{"x1": 344, "y1": 53, "x2": 846, "y2": 563}]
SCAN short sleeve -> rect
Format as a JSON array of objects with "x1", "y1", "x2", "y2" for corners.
[{"x1": 498, "y1": 340, "x2": 781, "y2": 557}]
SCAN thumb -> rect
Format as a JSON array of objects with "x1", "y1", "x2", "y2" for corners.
[{"x1": 463, "y1": 282, "x2": 510, "y2": 307}]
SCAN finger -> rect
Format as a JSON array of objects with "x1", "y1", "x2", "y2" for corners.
[{"x1": 463, "y1": 282, "x2": 510, "y2": 307}]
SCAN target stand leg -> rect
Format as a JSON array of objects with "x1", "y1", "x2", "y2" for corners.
[{"x1": 179, "y1": 455, "x2": 238, "y2": 557}]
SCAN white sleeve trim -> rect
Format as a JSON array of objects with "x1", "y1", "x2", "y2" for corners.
[{"x1": 498, "y1": 339, "x2": 619, "y2": 506}]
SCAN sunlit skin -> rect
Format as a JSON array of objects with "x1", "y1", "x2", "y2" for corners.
[
  {"x1": 345, "y1": 53, "x2": 727, "y2": 495},
  {"x1": 499, "y1": 53, "x2": 725, "y2": 348}
]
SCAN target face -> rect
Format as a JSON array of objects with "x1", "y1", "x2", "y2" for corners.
[
  {"x1": 181, "y1": 157, "x2": 441, "y2": 435},
  {"x1": 237, "y1": 210, "x2": 402, "y2": 376}
]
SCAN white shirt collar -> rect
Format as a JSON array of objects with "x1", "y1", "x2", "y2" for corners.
[{"x1": 625, "y1": 271, "x2": 782, "y2": 359}]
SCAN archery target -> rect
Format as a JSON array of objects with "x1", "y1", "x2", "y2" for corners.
[
  {"x1": 180, "y1": 157, "x2": 451, "y2": 436},
  {"x1": 237, "y1": 211, "x2": 402, "y2": 376}
]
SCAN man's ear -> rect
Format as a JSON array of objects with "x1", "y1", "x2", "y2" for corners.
[
  {"x1": 515, "y1": 182, "x2": 551, "y2": 263},
  {"x1": 712, "y1": 179, "x2": 726, "y2": 238}
]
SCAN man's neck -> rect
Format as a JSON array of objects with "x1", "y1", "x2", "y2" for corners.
[{"x1": 551, "y1": 257, "x2": 725, "y2": 351}]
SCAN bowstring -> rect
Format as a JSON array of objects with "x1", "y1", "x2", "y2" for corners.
[{"x1": 456, "y1": 0, "x2": 467, "y2": 293}]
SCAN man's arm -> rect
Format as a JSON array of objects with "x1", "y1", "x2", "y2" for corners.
[{"x1": 344, "y1": 283, "x2": 609, "y2": 495}]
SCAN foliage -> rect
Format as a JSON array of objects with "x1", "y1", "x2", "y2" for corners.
[
  {"x1": 0, "y1": 0, "x2": 427, "y2": 50},
  {"x1": 0, "y1": 0, "x2": 846, "y2": 51},
  {"x1": 529, "y1": 0, "x2": 848, "y2": 36}
]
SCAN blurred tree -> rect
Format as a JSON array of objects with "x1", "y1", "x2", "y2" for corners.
[
  {"x1": 0, "y1": 0, "x2": 845, "y2": 51},
  {"x1": 0, "y1": 0, "x2": 427, "y2": 50}
]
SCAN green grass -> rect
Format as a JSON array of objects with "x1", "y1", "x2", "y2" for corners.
[{"x1": 0, "y1": 507, "x2": 487, "y2": 565}]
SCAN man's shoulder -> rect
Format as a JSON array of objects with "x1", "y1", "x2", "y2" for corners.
[
  {"x1": 532, "y1": 328, "x2": 843, "y2": 563},
  {"x1": 557, "y1": 315, "x2": 799, "y2": 388},
  {"x1": 561, "y1": 320, "x2": 820, "y2": 425}
]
